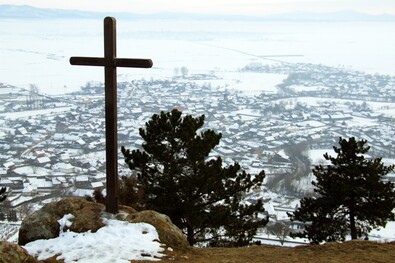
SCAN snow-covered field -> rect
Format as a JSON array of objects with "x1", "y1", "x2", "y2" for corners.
[
  {"x1": 0, "y1": 106, "x2": 72, "y2": 120},
  {"x1": 275, "y1": 96, "x2": 395, "y2": 120},
  {"x1": 0, "y1": 19, "x2": 394, "y2": 95}
]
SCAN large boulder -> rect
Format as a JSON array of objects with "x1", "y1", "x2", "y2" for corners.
[
  {"x1": 18, "y1": 197, "x2": 107, "y2": 246},
  {"x1": 0, "y1": 241, "x2": 37, "y2": 263},
  {"x1": 18, "y1": 197, "x2": 189, "y2": 249},
  {"x1": 127, "y1": 210, "x2": 189, "y2": 248}
]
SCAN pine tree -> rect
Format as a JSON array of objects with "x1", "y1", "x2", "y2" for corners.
[
  {"x1": 121, "y1": 109, "x2": 267, "y2": 246},
  {"x1": 289, "y1": 137, "x2": 395, "y2": 243}
]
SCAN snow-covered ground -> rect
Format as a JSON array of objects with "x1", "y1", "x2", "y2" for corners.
[
  {"x1": 23, "y1": 214, "x2": 167, "y2": 262},
  {"x1": 308, "y1": 149, "x2": 336, "y2": 165},
  {"x1": 215, "y1": 72, "x2": 287, "y2": 96},
  {"x1": 369, "y1": 221, "x2": 395, "y2": 242}
]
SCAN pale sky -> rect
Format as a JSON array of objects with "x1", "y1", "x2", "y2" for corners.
[{"x1": 1, "y1": 0, "x2": 395, "y2": 16}]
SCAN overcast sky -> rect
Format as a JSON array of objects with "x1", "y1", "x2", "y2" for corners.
[{"x1": 2, "y1": 0, "x2": 395, "y2": 15}]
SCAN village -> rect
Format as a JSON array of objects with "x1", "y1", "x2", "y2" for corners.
[{"x1": 1, "y1": 62, "x2": 395, "y2": 243}]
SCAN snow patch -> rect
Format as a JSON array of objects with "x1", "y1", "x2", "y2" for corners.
[
  {"x1": 57, "y1": 214, "x2": 75, "y2": 234},
  {"x1": 24, "y1": 218, "x2": 165, "y2": 263}
]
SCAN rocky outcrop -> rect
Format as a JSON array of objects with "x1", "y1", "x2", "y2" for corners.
[
  {"x1": 18, "y1": 197, "x2": 189, "y2": 248},
  {"x1": 0, "y1": 241, "x2": 37, "y2": 263}
]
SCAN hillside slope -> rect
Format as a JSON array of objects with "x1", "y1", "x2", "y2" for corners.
[{"x1": 136, "y1": 241, "x2": 395, "y2": 263}]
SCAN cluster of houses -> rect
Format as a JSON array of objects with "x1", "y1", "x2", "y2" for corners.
[{"x1": 0, "y1": 62, "x2": 394, "y2": 226}]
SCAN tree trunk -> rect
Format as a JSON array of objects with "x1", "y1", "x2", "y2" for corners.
[
  {"x1": 186, "y1": 221, "x2": 195, "y2": 246},
  {"x1": 349, "y1": 199, "x2": 357, "y2": 239},
  {"x1": 349, "y1": 172, "x2": 357, "y2": 240}
]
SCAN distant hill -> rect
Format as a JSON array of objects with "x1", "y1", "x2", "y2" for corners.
[
  {"x1": 1, "y1": 4, "x2": 395, "y2": 21},
  {"x1": 0, "y1": 4, "x2": 144, "y2": 20},
  {"x1": 264, "y1": 10, "x2": 395, "y2": 22},
  {"x1": 0, "y1": 4, "x2": 97, "y2": 19}
]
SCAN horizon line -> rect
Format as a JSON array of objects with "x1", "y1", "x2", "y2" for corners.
[{"x1": 2, "y1": 4, "x2": 395, "y2": 18}]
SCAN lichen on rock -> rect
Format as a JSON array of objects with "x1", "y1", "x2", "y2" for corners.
[{"x1": 0, "y1": 241, "x2": 37, "y2": 263}]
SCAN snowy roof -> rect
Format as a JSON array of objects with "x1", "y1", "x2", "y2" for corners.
[
  {"x1": 75, "y1": 175, "x2": 89, "y2": 182},
  {"x1": 91, "y1": 182, "x2": 104, "y2": 188},
  {"x1": 53, "y1": 133, "x2": 79, "y2": 141},
  {"x1": 34, "y1": 150, "x2": 46, "y2": 156},
  {"x1": 27, "y1": 178, "x2": 53, "y2": 188},
  {"x1": 53, "y1": 163, "x2": 74, "y2": 171},
  {"x1": 18, "y1": 127, "x2": 28, "y2": 135},
  {"x1": 77, "y1": 138, "x2": 86, "y2": 145},
  {"x1": 22, "y1": 184, "x2": 38, "y2": 193},
  {"x1": 299, "y1": 120, "x2": 325, "y2": 128},
  {"x1": 264, "y1": 203, "x2": 276, "y2": 215},
  {"x1": 95, "y1": 173, "x2": 106, "y2": 179},
  {"x1": 37, "y1": 157, "x2": 51, "y2": 164},
  {"x1": 131, "y1": 108, "x2": 143, "y2": 114},
  {"x1": 52, "y1": 178, "x2": 62, "y2": 185}
]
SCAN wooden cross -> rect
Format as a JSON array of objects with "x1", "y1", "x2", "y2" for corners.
[{"x1": 70, "y1": 17, "x2": 153, "y2": 213}]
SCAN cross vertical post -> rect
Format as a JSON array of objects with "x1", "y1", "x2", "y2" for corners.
[
  {"x1": 104, "y1": 17, "x2": 118, "y2": 214},
  {"x1": 70, "y1": 17, "x2": 153, "y2": 213}
]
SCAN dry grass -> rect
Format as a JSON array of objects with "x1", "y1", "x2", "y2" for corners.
[{"x1": 134, "y1": 241, "x2": 395, "y2": 263}]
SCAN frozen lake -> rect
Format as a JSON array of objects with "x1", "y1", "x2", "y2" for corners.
[{"x1": 0, "y1": 18, "x2": 394, "y2": 95}]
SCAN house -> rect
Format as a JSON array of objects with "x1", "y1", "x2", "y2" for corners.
[
  {"x1": 21, "y1": 184, "x2": 38, "y2": 196},
  {"x1": 37, "y1": 156, "x2": 51, "y2": 164},
  {"x1": 34, "y1": 150, "x2": 46, "y2": 157},
  {"x1": 16, "y1": 127, "x2": 28, "y2": 135},
  {"x1": 91, "y1": 181, "x2": 104, "y2": 189},
  {"x1": 3, "y1": 162, "x2": 15, "y2": 170},
  {"x1": 52, "y1": 163, "x2": 75, "y2": 173},
  {"x1": 75, "y1": 175, "x2": 90, "y2": 188}
]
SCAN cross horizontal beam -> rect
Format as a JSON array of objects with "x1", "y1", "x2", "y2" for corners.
[{"x1": 70, "y1": 57, "x2": 153, "y2": 68}]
